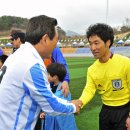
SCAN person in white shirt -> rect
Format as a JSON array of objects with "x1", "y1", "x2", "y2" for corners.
[{"x1": 0, "y1": 15, "x2": 80, "y2": 130}]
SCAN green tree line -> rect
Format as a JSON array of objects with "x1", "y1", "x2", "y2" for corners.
[
  {"x1": 0, "y1": 15, "x2": 28, "y2": 31},
  {"x1": 0, "y1": 16, "x2": 66, "y2": 38}
]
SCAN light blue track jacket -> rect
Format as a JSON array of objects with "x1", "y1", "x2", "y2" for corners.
[{"x1": 0, "y1": 42, "x2": 75, "y2": 130}]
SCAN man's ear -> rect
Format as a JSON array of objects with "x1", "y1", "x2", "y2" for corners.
[
  {"x1": 41, "y1": 34, "x2": 49, "y2": 44},
  {"x1": 106, "y1": 40, "x2": 111, "y2": 48},
  {"x1": 17, "y1": 37, "x2": 21, "y2": 42}
]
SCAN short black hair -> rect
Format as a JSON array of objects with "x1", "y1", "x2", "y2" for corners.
[
  {"x1": 86, "y1": 23, "x2": 114, "y2": 48},
  {"x1": 0, "y1": 55, "x2": 8, "y2": 64},
  {"x1": 47, "y1": 63, "x2": 67, "y2": 82},
  {"x1": 26, "y1": 15, "x2": 57, "y2": 45},
  {"x1": 10, "y1": 32, "x2": 25, "y2": 43}
]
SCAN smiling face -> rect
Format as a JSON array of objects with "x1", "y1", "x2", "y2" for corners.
[{"x1": 88, "y1": 35, "x2": 110, "y2": 60}]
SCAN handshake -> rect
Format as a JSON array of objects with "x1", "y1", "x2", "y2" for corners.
[{"x1": 71, "y1": 100, "x2": 83, "y2": 114}]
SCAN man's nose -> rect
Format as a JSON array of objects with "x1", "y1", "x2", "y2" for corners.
[{"x1": 90, "y1": 44, "x2": 96, "y2": 51}]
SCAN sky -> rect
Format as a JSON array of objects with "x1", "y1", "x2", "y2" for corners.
[{"x1": 0, "y1": 0, "x2": 130, "y2": 34}]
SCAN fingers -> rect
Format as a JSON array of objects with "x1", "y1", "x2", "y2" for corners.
[
  {"x1": 59, "y1": 81, "x2": 69, "y2": 97},
  {"x1": 62, "y1": 87, "x2": 69, "y2": 97},
  {"x1": 71, "y1": 100, "x2": 83, "y2": 113}
]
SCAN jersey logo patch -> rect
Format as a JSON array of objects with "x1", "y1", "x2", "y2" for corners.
[{"x1": 112, "y1": 79, "x2": 122, "y2": 90}]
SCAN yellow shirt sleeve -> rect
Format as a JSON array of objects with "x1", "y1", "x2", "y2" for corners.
[{"x1": 79, "y1": 69, "x2": 96, "y2": 107}]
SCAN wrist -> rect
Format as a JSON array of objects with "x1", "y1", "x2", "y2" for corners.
[{"x1": 63, "y1": 79, "x2": 70, "y2": 84}]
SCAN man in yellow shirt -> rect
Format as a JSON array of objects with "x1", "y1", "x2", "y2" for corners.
[{"x1": 77, "y1": 23, "x2": 130, "y2": 130}]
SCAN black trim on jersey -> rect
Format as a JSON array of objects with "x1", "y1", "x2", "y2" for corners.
[{"x1": 0, "y1": 66, "x2": 7, "y2": 83}]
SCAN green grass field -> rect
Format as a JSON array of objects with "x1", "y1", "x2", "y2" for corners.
[{"x1": 66, "y1": 57, "x2": 102, "y2": 130}]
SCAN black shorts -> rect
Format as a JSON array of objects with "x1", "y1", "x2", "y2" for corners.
[{"x1": 99, "y1": 102, "x2": 129, "y2": 130}]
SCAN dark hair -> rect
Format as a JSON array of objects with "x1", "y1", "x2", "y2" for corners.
[
  {"x1": 10, "y1": 32, "x2": 25, "y2": 43},
  {"x1": 47, "y1": 63, "x2": 67, "y2": 82},
  {"x1": 0, "y1": 55, "x2": 8, "y2": 64},
  {"x1": 10, "y1": 29, "x2": 22, "y2": 35},
  {"x1": 86, "y1": 23, "x2": 114, "y2": 48},
  {"x1": 26, "y1": 15, "x2": 57, "y2": 45}
]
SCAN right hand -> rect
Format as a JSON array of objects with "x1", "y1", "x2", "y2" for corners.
[{"x1": 71, "y1": 100, "x2": 83, "y2": 114}]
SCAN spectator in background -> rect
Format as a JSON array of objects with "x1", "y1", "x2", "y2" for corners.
[{"x1": 10, "y1": 31, "x2": 25, "y2": 53}]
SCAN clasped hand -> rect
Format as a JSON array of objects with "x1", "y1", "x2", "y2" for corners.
[{"x1": 71, "y1": 100, "x2": 83, "y2": 114}]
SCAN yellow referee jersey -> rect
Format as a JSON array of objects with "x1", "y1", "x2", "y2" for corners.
[{"x1": 79, "y1": 54, "x2": 130, "y2": 107}]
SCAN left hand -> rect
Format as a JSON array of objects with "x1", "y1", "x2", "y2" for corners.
[
  {"x1": 126, "y1": 117, "x2": 130, "y2": 130},
  {"x1": 58, "y1": 81, "x2": 69, "y2": 97}
]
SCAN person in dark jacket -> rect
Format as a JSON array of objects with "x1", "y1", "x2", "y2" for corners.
[{"x1": 10, "y1": 31, "x2": 25, "y2": 53}]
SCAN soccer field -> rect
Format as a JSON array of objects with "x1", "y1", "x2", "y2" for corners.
[{"x1": 66, "y1": 57, "x2": 102, "y2": 130}]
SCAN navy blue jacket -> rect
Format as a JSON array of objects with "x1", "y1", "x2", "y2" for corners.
[{"x1": 51, "y1": 47, "x2": 70, "y2": 83}]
